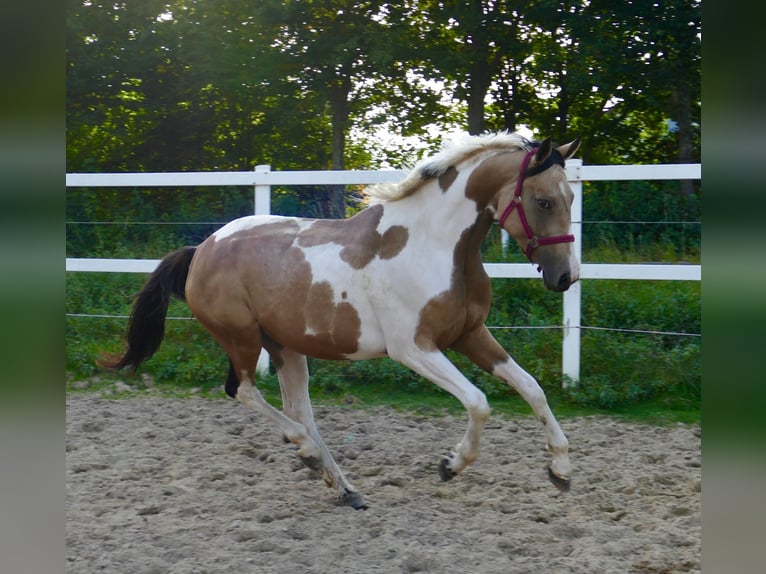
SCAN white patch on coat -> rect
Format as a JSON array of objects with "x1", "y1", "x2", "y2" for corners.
[
  {"x1": 556, "y1": 180, "x2": 579, "y2": 281},
  {"x1": 293, "y1": 186, "x2": 473, "y2": 360},
  {"x1": 213, "y1": 215, "x2": 312, "y2": 242}
]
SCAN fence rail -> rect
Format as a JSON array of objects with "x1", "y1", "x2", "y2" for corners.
[{"x1": 66, "y1": 161, "x2": 701, "y2": 384}]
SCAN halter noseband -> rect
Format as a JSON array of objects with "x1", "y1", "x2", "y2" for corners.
[{"x1": 498, "y1": 149, "x2": 575, "y2": 262}]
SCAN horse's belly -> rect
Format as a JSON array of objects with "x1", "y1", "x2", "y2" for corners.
[{"x1": 258, "y1": 296, "x2": 389, "y2": 361}]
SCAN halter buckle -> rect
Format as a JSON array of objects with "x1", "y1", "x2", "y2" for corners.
[{"x1": 524, "y1": 237, "x2": 539, "y2": 260}]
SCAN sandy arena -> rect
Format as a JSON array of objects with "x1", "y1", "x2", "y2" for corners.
[{"x1": 66, "y1": 393, "x2": 700, "y2": 573}]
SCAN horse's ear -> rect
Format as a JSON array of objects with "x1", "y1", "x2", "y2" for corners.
[
  {"x1": 534, "y1": 137, "x2": 553, "y2": 163},
  {"x1": 557, "y1": 136, "x2": 581, "y2": 160}
]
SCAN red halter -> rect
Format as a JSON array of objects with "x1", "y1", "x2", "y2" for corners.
[{"x1": 498, "y1": 150, "x2": 575, "y2": 262}]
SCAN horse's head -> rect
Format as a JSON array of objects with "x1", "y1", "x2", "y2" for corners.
[{"x1": 498, "y1": 137, "x2": 581, "y2": 292}]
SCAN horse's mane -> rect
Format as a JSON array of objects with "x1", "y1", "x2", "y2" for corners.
[{"x1": 365, "y1": 132, "x2": 535, "y2": 204}]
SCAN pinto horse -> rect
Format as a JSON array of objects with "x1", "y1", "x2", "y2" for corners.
[{"x1": 106, "y1": 132, "x2": 581, "y2": 509}]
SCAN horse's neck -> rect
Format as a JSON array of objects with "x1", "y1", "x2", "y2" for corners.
[{"x1": 384, "y1": 179, "x2": 487, "y2": 248}]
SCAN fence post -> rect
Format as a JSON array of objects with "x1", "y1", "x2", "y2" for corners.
[
  {"x1": 500, "y1": 228, "x2": 510, "y2": 255},
  {"x1": 562, "y1": 159, "x2": 583, "y2": 386},
  {"x1": 254, "y1": 164, "x2": 271, "y2": 216},
  {"x1": 254, "y1": 164, "x2": 272, "y2": 375}
]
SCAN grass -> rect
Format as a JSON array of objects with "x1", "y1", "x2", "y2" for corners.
[{"x1": 66, "y1": 362, "x2": 700, "y2": 427}]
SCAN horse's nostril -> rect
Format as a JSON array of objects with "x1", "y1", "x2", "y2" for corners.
[{"x1": 557, "y1": 273, "x2": 571, "y2": 291}]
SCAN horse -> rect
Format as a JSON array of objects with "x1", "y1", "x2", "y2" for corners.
[{"x1": 105, "y1": 132, "x2": 581, "y2": 510}]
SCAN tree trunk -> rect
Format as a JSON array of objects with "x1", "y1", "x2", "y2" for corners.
[
  {"x1": 672, "y1": 84, "x2": 696, "y2": 197},
  {"x1": 467, "y1": 85, "x2": 486, "y2": 135},
  {"x1": 467, "y1": 58, "x2": 494, "y2": 135},
  {"x1": 324, "y1": 76, "x2": 352, "y2": 218},
  {"x1": 556, "y1": 67, "x2": 569, "y2": 142},
  {"x1": 495, "y1": 63, "x2": 518, "y2": 133},
  {"x1": 505, "y1": 71, "x2": 518, "y2": 133}
]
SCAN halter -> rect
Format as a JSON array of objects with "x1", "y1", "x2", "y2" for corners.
[{"x1": 498, "y1": 149, "x2": 575, "y2": 262}]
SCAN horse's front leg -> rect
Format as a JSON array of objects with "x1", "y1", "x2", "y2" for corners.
[
  {"x1": 452, "y1": 326, "x2": 572, "y2": 490},
  {"x1": 392, "y1": 348, "x2": 491, "y2": 480}
]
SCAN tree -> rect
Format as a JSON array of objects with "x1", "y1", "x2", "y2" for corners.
[
  {"x1": 67, "y1": 0, "x2": 333, "y2": 172},
  {"x1": 411, "y1": 0, "x2": 536, "y2": 135},
  {"x1": 520, "y1": 0, "x2": 700, "y2": 166},
  {"x1": 254, "y1": 0, "x2": 445, "y2": 216},
  {"x1": 67, "y1": 0, "x2": 700, "y2": 176}
]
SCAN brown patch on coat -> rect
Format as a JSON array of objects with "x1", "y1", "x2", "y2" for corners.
[
  {"x1": 298, "y1": 204, "x2": 409, "y2": 268},
  {"x1": 306, "y1": 281, "x2": 335, "y2": 333},
  {"x1": 414, "y1": 210, "x2": 495, "y2": 351},
  {"x1": 304, "y1": 281, "x2": 363, "y2": 353},
  {"x1": 305, "y1": 300, "x2": 362, "y2": 355},
  {"x1": 438, "y1": 166, "x2": 459, "y2": 192},
  {"x1": 464, "y1": 151, "x2": 520, "y2": 211},
  {"x1": 378, "y1": 225, "x2": 409, "y2": 260},
  {"x1": 262, "y1": 334, "x2": 286, "y2": 370},
  {"x1": 449, "y1": 324, "x2": 510, "y2": 374}
]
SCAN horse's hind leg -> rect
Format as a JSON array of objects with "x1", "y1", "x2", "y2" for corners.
[
  {"x1": 274, "y1": 347, "x2": 366, "y2": 510},
  {"x1": 224, "y1": 341, "x2": 324, "y2": 471},
  {"x1": 235, "y1": 377, "x2": 324, "y2": 464}
]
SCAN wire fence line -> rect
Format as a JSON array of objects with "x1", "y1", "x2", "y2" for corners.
[
  {"x1": 488, "y1": 325, "x2": 700, "y2": 337},
  {"x1": 65, "y1": 312, "x2": 700, "y2": 338},
  {"x1": 66, "y1": 221, "x2": 228, "y2": 225},
  {"x1": 66, "y1": 219, "x2": 702, "y2": 226},
  {"x1": 581, "y1": 220, "x2": 700, "y2": 225}
]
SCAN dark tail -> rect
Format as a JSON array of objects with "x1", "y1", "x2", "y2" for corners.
[{"x1": 102, "y1": 246, "x2": 196, "y2": 371}]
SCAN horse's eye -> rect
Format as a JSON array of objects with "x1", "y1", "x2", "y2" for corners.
[{"x1": 537, "y1": 198, "x2": 552, "y2": 209}]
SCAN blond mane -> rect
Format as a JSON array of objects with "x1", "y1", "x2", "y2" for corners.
[{"x1": 365, "y1": 132, "x2": 534, "y2": 204}]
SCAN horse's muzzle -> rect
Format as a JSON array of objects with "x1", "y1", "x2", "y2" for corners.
[{"x1": 543, "y1": 269, "x2": 578, "y2": 292}]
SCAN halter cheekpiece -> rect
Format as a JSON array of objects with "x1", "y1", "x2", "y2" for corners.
[{"x1": 498, "y1": 148, "x2": 574, "y2": 263}]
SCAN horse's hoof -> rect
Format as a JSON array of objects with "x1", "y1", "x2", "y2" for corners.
[
  {"x1": 438, "y1": 457, "x2": 457, "y2": 482},
  {"x1": 339, "y1": 490, "x2": 368, "y2": 510},
  {"x1": 548, "y1": 466, "x2": 571, "y2": 492}
]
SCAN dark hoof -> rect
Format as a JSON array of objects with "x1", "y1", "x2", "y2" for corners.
[
  {"x1": 339, "y1": 490, "x2": 368, "y2": 510},
  {"x1": 548, "y1": 466, "x2": 571, "y2": 492},
  {"x1": 438, "y1": 457, "x2": 457, "y2": 482}
]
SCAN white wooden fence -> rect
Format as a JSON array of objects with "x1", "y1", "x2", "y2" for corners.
[{"x1": 66, "y1": 160, "x2": 701, "y2": 384}]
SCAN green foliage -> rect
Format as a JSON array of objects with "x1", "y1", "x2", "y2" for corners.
[
  {"x1": 566, "y1": 332, "x2": 700, "y2": 410},
  {"x1": 67, "y1": 0, "x2": 700, "y2": 174},
  {"x1": 583, "y1": 180, "x2": 701, "y2": 260},
  {"x1": 557, "y1": 278, "x2": 700, "y2": 409}
]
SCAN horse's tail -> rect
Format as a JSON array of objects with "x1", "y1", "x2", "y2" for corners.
[{"x1": 102, "y1": 246, "x2": 196, "y2": 371}]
